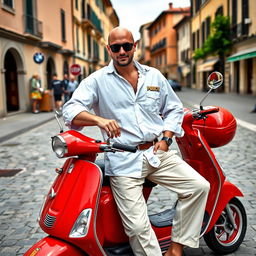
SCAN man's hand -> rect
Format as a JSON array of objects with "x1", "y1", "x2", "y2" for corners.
[
  {"x1": 96, "y1": 117, "x2": 121, "y2": 138},
  {"x1": 153, "y1": 140, "x2": 169, "y2": 154},
  {"x1": 72, "y1": 111, "x2": 121, "y2": 138}
]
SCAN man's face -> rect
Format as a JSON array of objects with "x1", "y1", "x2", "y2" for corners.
[{"x1": 107, "y1": 30, "x2": 136, "y2": 67}]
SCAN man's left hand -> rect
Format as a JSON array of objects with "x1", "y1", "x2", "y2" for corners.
[{"x1": 153, "y1": 140, "x2": 169, "y2": 154}]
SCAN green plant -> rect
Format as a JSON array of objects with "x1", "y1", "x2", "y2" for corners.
[{"x1": 193, "y1": 15, "x2": 232, "y2": 61}]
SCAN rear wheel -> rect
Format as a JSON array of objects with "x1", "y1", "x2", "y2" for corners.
[{"x1": 204, "y1": 197, "x2": 247, "y2": 254}]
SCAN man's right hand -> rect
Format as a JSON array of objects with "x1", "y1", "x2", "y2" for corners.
[
  {"x1": 72, "y1": 111, "x2": 121, "y2": 138},
  {"x1": 96, "y1": 116, "x2": 121, "y2": 138}
]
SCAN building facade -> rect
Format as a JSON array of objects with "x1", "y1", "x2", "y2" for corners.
[
  {"x1": 72, "y1": 0, "x2": 119, "y2": 82},
  {"x1": 0, "y1": 0, "x2": 73, "y2": 117},
  {"x1": 190, "y1": 0, "x2": 229, "y2": 91},
  {"x1": 0, "y1": 0, "x2": 118, "y2": 118},
  {"x1": 136, "y1": 22, "x2": 151, "y2": 65},
  {"x1": 227, "y1": 0, "x2": 256, "y2": 96},
  {"x1": 147, "y1": 3, "x2": 190, "y2": 80},
  {"x1": 173, "y1": 15, "x2": 191, "y2": 87}
]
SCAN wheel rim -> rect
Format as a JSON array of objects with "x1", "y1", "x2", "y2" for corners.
[{"x1": 213, "y1": 203, "x2": 243, "y2": 246}]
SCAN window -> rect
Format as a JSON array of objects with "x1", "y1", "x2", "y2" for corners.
[
  {"x1": 206, "y1": 16, "x2": 211, "y2": 38},
  {"x1": 201, "y1": 21, "x2": 205, "y2": 45},
  {"x1": 3, "y1": 0, "x2": 14, "y2": 8},
  {"x1": 192, "y1": 32, "x2": 196, "y2": 51},
  {"x1": 82, "y1": 30, "x2": 85, "y2": 55},
  {"x1": 87, "y1": 34, "x2": 91, "y2": 58},
  {"x1": 242, "y1": 0, "x2": 249, "y2": 35},
  {"x1": 76, "y1": 25, "x2": 80, "y2": 53},
  {"x1": 196, "y1": 30, "x2": 200, "y2": 48},
  {"x1": 61, "y1": 9, "x2": 66, "y2": 41},
  {"x1": 104, "y1": 48, "x2": 109, "y2": 63},
  {"x1": 75, "y1": 0, "x2": 78, "y2": 10},
  {"x1": 215, "y1": 6, "x2": 223, "y2": 17}
]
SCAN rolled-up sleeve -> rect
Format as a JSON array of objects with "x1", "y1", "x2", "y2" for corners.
[
  {"x1": 159, "y1": 78, "x2": 184, "y2": 137},
  {"x1": 62, "y1": 77, "x2": 98, "y2": 130}
]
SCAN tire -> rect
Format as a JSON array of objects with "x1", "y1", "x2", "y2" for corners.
[{"x1": 203, "y1": 197, "x2": 247, "y2": 254}]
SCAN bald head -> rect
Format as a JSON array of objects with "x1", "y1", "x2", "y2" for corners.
[{"x1": 108, "y1": 27, "x2": 134, "y2": 45}]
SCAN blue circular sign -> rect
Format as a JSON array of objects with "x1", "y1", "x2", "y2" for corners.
[{"x1": 33, "y1": 52, "x2": 44, "y2": 64}]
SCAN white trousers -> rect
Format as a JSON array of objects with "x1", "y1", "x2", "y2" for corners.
[{"x1": 110, "y1": 150, "x2": 210, "y2": 256}]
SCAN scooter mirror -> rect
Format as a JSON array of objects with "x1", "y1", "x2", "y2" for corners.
[
  {"x1": 55, "y1": 110, "x2": 62, "y2": 118},
  {"x1": 207, "y1": 71, "x2": 223, "y2": 89},
  {"x1": 54, "y1": 110, "x2": 64, "y2": 133}
]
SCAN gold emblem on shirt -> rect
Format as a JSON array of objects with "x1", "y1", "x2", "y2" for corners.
[{"x1": 147, "y1": 86, "x2": 160, "y2": 92}]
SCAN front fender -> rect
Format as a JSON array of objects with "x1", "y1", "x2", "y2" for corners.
[
  {"x1": 206, "y1": 181, "x2": 243, "y2": 232},
  {"x1": 24, "y1": 236, "x2": 84, "y2": 256}
]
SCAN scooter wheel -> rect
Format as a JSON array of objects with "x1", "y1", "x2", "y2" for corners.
[{"x1": 203, "y1": 197, "x2": 247, "y2": 254}]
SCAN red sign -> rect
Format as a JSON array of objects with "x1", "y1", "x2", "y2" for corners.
[{"x1": 70, "y1": 64, "x2": 81, "y2": 76}]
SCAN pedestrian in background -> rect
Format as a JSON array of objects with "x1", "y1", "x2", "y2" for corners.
[
  {"x1": 30, "y1": 73, "x2": 43, "y2": 113},
  {"x1": 50, "y1": 74, "x2": 64, "y2": 111},
  {"x1": 62, "y1": 73, "x2": 70, "y2": 103},
  {"x1": 251, "y1": 104, "x2": 256, "y2": 113},
  {"x1": 67, "y1": 75, "x2": 78, "y2": 99}
]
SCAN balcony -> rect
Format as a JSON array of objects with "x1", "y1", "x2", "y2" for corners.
[
  {"x1": 81, "y1": 5, "x2": 103, "y2": 36},
  {"x1": 23, "y1": 15, "x2": 43, "y2": 40},
  {"x1": 151, "y1": 38, "x2": 166, "y2": 53},
  {"x1": 231, "y1": 21, "x2": 249, "y2": 41}
]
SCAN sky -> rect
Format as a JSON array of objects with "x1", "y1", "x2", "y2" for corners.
[{"x1": 110, "y1": 0, "x2": 191, "y2": 41}]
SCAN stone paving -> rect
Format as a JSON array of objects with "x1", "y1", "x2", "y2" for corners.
[{"x1": 0, "y1": 117, "x2": 256, "y2": 255}]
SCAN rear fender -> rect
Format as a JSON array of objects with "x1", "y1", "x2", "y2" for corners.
[
  {"x1": 24, "y1": 236, "x2": 84, "y2": 256},
  {"x1": 206, "y1": 181, "x2": 243, "y2": 232}
]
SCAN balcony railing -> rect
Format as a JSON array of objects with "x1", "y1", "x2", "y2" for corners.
[
  {"x1": 81, "y1": 5, "x2": 103, "y2": 35},
  {"x1": 151, "y1": 38, "x2": 166, "y2": 53},
  {"x1": 24, "y1": 15, "x2": 43, "y2": 38},
  {"x1": 231, "y1": 21, "x2": 249, "y2": 40}
]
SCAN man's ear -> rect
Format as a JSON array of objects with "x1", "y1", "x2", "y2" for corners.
[
  {"x1": 106, "y1": 45, "x2": 111, "y2": 54},
  {"x1": 133, "y1": 42, "x2": 137, "y2": 51}
]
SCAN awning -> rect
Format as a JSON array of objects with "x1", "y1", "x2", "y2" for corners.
[
  {"x1": 227, "y1": 47, "x2": 256, "y2": 62},
  {"x1": 197, "y1": 58, "x2": 219, "y2": 72}
]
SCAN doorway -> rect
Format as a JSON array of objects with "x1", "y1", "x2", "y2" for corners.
[
  {"x1": 4, "y1": 50, "x2": 19, "y2": 112},
  {"x1": 46, "y1": 57, "x2": 55, "y2": 89},
  {"x1": 234, "y1": 61, "x2": 240, "y2": 93},
  {"x1": 247, "y1": 58, "x2": 253, "y2": 94}
]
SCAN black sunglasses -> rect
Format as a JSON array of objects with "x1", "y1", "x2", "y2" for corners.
[{"x1": 109, "y1": 42, "x2": 134, "y2": 53}]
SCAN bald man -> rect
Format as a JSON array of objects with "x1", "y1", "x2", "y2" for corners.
[{"x1": 63, "y1": 27, "x2": 210, "y2": 256}]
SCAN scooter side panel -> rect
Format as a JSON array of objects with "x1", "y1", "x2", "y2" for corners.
[
  {"x1": 206, "y1": 181, "x2": 243, "y2": 232},
  {"x1": 39, "y1": 159, "x2": 105, "y2": 255},
  {"x1": 99, "y1": 186, "x2": 129, "y2": 246},
  {"x1": 24, "y1": 236, "x2": 84, "y2": 256}
]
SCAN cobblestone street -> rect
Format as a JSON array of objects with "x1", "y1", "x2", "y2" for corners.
[{"x1": 0, "y1": 98, "x2": 256, "y2": 255}]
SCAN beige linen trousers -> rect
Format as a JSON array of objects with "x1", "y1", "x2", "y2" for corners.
[{"x1": 110, "y1": 150, "x2": 210, "y2": 256}]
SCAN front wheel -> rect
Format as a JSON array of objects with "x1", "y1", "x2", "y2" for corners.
[{"x1": 204, "y1": 197, "x2": 247, "y2": 254}]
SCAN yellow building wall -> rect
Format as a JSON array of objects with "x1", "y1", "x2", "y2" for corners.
[
  {"x1": 38, "y1": 0, "x2": 73, "y2": 49},
  {"x1": 191, "y1": 0, "x2": 228, "y2": 33}
]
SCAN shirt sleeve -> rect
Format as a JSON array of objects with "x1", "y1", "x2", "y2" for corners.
[
  {"x1": 62, "y1": 77, "x2": 98, "y2": 130},
  {"x1": 159, "y1": 73, "x2": 184, "y2": 137}
]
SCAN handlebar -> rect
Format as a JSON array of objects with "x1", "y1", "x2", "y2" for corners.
[
  {"x1": 99, "y1": 142, "x2": 137, "y2": 153},
  {"x1": 192, "y1": 106, "x2": 219, "y2": 119},
  {"x1": 112, "y1": 143, "x2": 137, "y2": 153}
]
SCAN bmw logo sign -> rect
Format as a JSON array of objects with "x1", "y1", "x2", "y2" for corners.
[{"x1": 33, "y1": 52, "x2": 44, "y2": 64}]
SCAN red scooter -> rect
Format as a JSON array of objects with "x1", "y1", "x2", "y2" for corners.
[{"x1": 25, "y1": 72, "x2": 246, "y2": 256}]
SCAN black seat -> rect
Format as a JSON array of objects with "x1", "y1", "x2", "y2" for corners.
[{"x1": 95, "y1": 160, "x2": 157, "y2": 188}]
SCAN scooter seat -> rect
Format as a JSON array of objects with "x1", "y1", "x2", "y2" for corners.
[{"x1": 95, "y1": 160, "x2": 157, "y2": 188}]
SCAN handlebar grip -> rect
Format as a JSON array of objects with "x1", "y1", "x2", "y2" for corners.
[
  {"x1": 200, "y1": 107, "x2": 219, "y2": 115},
  {"x1": 112, "y1": 143, "x2": 137, "y2": 153}
]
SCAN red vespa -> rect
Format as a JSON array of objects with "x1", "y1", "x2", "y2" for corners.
[{"x1": 25, "y1": 72, "x2": 247, "y2": 256}]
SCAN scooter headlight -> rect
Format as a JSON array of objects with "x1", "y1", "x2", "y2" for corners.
[
  {"x1": 69, "y1": 209, "x2": 92, "y2": 238},
  {"x1": 51, "y1": 135, "x2": 67, "y2": 158}
]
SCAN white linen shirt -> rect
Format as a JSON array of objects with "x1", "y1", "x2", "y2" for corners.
[{"x1": 63, "y1": 60, "x2": 184, "y2": 177}]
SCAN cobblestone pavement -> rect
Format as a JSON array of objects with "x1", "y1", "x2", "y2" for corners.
[{"x1": 0, "y1": 117, "x2": 256, "y2": 255}]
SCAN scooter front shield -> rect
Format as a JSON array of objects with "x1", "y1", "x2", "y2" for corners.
[
  {"x1": 39, "y1": 158, "x2": 105, "y2": 255},
  {"x1": 24, "y1": 236, "x2": 84, "y2": 256}
]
